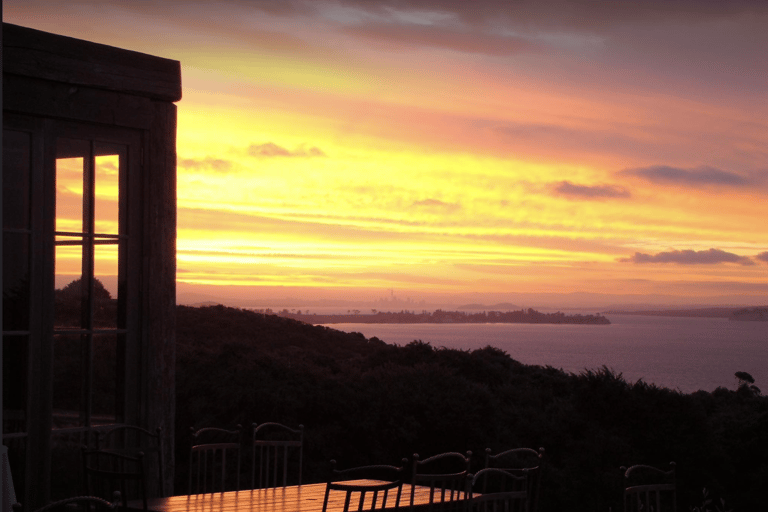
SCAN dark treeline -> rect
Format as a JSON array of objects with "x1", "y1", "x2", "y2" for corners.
[
  {"x1": 273, "y1": 308, "x2": 610, "y2": 325},
  {"x1": 730, "y1": 307, "x2": 768, "y2": 321},
  {"x1": 176, "y1": 305, "x2": 767, "y2": 511}
]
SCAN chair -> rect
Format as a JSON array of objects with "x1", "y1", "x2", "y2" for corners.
[
  {"x1": 12, "y1": 492, "x2": 121, "y2": 512},
  {"x1": 484, "y1": 447, "x2": 544, "y2": 512},
  {"x1": 82, "y1": 448, "x2": 148, "y2": 510},
  {"x1": 188, "y1": 425, "x2": 242, "y2": 494},
  {"x1": 322, "y1": 459, "x2": 406, "y2": 512},
  {"x1": 251, "y1": 422, "x2": 304, "y2": 489},
  {"x1": 622, "y1": 462, "x2": 676, "y2": 512},
  {"x1": 96, "y1": 426, "x2": 165, "y2": 498},
  {"x1": 410, "y1": 451, "x2": 471, "y2": 512},
  {"x1": 466, "y1": 468, "x2": 528, "y2": 512}
]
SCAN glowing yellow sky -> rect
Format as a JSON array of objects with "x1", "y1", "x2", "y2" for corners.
[{"x1": 8, "y1": 1, "x2": 768, "y2": 307}]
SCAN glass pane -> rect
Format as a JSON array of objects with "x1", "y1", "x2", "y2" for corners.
[
  {"x1": 3, "y1": 129, "x2": 31, "y2": 230},
  {"x1": 3, "y1": 232, "x2": 30, "y2": 331},
  {"x1": 56, "y1": 138, "x2": 89, "y2": 234},
  {"x1": 55, "y1": 240, "x2": 84, "y2": 329},
  {"x1": 52, "y1": 334, "x2": 84, "y2": 429},
  {"x1": 94, "y1": 243, "x2": 119, "y2": 329},
  {"x1": 94, "y1": 143, "x2": 124, "y2": 235},
  {"x1": 50, "y1": 431, "x2": 87, "y2": 500},
  {"x1": 92, "y1": 334, "x2": 119, "y2": 425},
  {"x1": 3, "y1": 335, "x2": 28, "y2": 434}
]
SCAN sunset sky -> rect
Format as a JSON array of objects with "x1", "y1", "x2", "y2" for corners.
[{"x1": 7, "y1": 1, "x2": 768, "y2": 308}]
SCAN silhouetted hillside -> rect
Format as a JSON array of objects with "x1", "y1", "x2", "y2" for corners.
[{"x1": 175, "y1": 305, "x2": 767, "y2": 512}]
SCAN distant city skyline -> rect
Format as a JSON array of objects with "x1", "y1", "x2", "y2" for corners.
[{"x1": 10, "y1": 1, "x2": 768, "y2": 307}]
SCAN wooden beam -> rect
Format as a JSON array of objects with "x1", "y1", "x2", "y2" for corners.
[
  {"x1": 4, "y1": 75, "x2": 155, "y2": 129},
  {"x1": 3, "y1": 23, "x2": 181, "y2": 102}
]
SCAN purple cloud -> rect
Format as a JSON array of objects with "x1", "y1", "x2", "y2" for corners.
[
  {"x1": 552, "y1": 181, "x2": 631, "y2": 200},
  {"x1": 343, "y1": 22, "x2": 536, "y2": 57},
  {"x1": 411, "y1": 198, "x2": 461, "y2": 212},
  {"x1": 756, "y1": 252, "x2": 768, "y2": 264},
  {"x1": 620, "y1": 248, "x2": 755, "y2": 266},
  {"x1": 248, "y1": 143, "x2": 326, "y2": 158},
  {"x1": 179, "y1": 156, "x2": 233, "y2": 172},
  {"x1": 328, "y1": 1, "x2": 768, "y2": 34},
  {"x1": 621, "y1": 165, "x2": 750, "y2": 187}
]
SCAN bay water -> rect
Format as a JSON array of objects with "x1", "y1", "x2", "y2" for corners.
[{"x1": 320, "y1": 315, "x2": 767, "y2": 393}]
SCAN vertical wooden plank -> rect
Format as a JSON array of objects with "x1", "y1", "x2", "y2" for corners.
[
  {"x1": 144, "y1": 99, "x2": 177, "y2": 496},
  {"x1": 1, "y1": 13, "x2": 5, "y2": 506},
  {"x1": 24, "y1": 117, "x2": 57, "y2": 509}
]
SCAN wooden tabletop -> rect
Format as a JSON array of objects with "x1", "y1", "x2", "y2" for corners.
[{"x1": 127, "y1": 481, "x2": 449, "y2": 512}]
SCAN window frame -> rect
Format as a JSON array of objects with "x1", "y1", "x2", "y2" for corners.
[{"x1": 3, "y1": 114, "x2": 145, "y2": 499}]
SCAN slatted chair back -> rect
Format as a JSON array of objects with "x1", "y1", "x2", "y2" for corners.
[
  {"x1": 484, "y1": 448, "x2": 544, "y2": 512},
  {"x1": 12, "y1": 492, "x2": 121, "y2": 512},
  {"x1": 322, "y1": 459, "x2": 406, "y2": 512},
  {"x1": 82, "y1": 447, "x2": 147, "y2": 510},
  {"x1": 622, "y1": 462, "x2": 676, "y2": 512},
  {"x1": 466, "y1": 468, "x2": 528, "y2": 512},
  {"x1": 188, "y1": 425, "x2": 242, "y2": 494},
  {"x1": 251, "y1": 422, "x2": 304, "y2": 489},
  {"x1": 96, "y1": 426, "x2": 165, "y2": 498},
  {"x1": 410, "y1": 452, "x2": 471, "y2": 512}
]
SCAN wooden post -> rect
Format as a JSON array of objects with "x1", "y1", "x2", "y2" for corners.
[{"x1": 144, "y1": 99, "x2": 178, "y2": 496}]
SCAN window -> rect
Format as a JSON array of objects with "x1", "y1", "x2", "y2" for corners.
[
  {"x1": 3, "y1": 118, "x2": 143, "y2": 500},
  {"x1": 3, "y1": 128, "x2": 33, "y2": 434},
  {"x1": 53, "y1": 138, "x2": 128, "y2": 429}
]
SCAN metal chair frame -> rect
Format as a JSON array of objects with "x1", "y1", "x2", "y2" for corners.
[
  {"x1": 251, "y1": 422, "x2": 304, "y2": 489},
  {"x1": 622, "y1": 462, "x2": 676, "y2": 512},
  {"x1": 484, "y1": 448, "x2": 544, "y2": 512},
  {"x1": 466, "y1": 468, "x2": 529, "y2": 512},
  {"x1": 188, "y1": 425, "x2": 242, "y2": 494},
  {"x1": 12, "y1": 492, "x2": 121, "y2": 512},
  {"x1": 410, "y1": 452, "x2": 472, "y2": 512},
  {"x1": 82, "y1": 447, "x2": 147, "y2": 510},
  {"x1": 96, "y1": 426, "x2": 165, "y2": 498},
  {"x1": 323, "y1": 460, "x2": 406, "y2": 512}
]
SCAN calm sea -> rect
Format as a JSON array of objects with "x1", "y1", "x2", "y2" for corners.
[{"x1": 319, "y1": 315, "x2": 767, "y2": 393}]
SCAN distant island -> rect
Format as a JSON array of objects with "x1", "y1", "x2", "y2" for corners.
[
  {"x1": 730, "y1": 307, "x2": 768, "y2": 321},
  {"x1": 275, "y1": 308, "x2": 610, "y2": 325},
  {"x1": 603, "y1": 306, "x2": 768, "y2": 321},
  {"x1": 603, "y1": 307, "x2": 736, "y2": 318}
]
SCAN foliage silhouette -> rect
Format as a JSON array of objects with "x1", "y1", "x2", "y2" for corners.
[{"x1": 175, "y1": 305, "x2": 767, "y2": 511}]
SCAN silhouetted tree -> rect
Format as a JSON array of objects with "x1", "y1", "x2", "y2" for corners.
[
  {"x1": 735, "y1": 371, "x2": 760, "y2": 396},
  {"x1": 57, "y1": 276, "x2": 112, "y2": 302}
]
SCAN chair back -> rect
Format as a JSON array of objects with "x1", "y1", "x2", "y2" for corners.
[
  {"x1": 410, "y1": 452, "x2": 471, "y2": 512},
  {"x1": 97, "y1": 426, "x2": 164, "y2": 498},
  {"x1": 323, "y1": 460, "x2": 406, "y2": 512},
  {"x1": 188, "y1": 425, "x2": 242, "y2": 494},
  {"x1": 466, "y1": 468, "x2": 528, "y2": 512},
  {"x1": 251, "y1": 422, "x2": 304, "y2": 489},
  {"x1": 622, "y1": 462, "x2": 676, "y2": 512},
  {"x1": 12, "y1": 492, "x2": 121, "y2": 512},
  {"x1": 82, "y1": 447, "x2": 147, "y2": 510},
  {"x1": 484, "y1": 448, "x2": 544, "y2": 512}
]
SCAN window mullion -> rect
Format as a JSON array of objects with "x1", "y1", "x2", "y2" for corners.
[{"x1": 82, "y1": 143, "x2": 97, "y2": 428}]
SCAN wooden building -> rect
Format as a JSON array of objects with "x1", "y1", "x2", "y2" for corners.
[{"x1": 2, "y1": 23, "x2": 180, "y2": 506}]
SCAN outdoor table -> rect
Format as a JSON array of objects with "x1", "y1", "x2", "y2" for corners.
[{"x1": 127, "y1": 480, "x2": 451, "y2": 512}]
